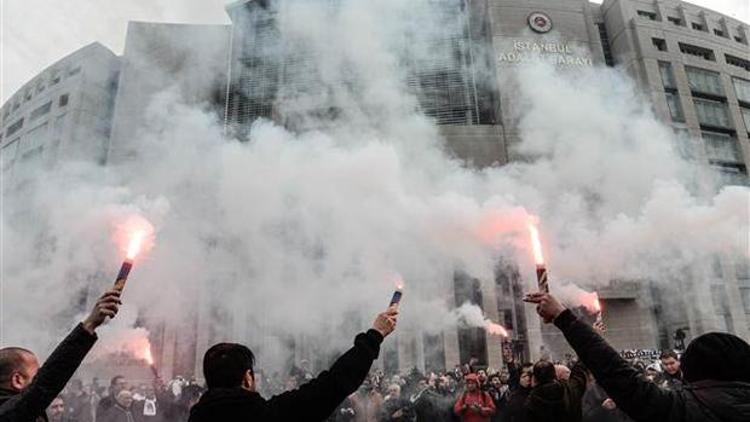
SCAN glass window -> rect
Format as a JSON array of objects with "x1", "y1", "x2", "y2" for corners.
[
  {"x1": 30, "y1": 102, "x2": 52, "y2": 121},
  {"x1": 668, "y1": 16, "x2": 683, "y2": 26},
  {"x1": 692, "y1": 22, "x2": 706, "y2": 31},
  {"x1": 59, "y1": 94, "x2": 69, "y2": 107},
  {"x1": 659, "y1": 62, "x2": 676, "y2": 88},
  {"x1": 733, "y1": 78, "x2": 750, "y2": 103},
  {"x1": 695, "y1": 99, "x2": 732, "y2": 128},
  {"x1": 726, "y1": 54, "x2": 750, "y2": 71},
  {"x1": 6, "y1": 118, "x2": 24, "y2": 137},
  {"x1": 686, "y1": 67, "x2": 724, "y2": 96},
  {"x1": 741, "y1": 288, "x2": 750, "y2": 314},
  {"x1": 665, "y1": 92, "x2": 685, "y2": 122},
  {"x1": 702, "y1": 131, "x2": 742, "y2": 163},
  {"x1": 652, "y1": 38, "x2": 667, "y2": 51},
  {"x1": 679, "y1": 43, "x2": 715, "y2": 61}
]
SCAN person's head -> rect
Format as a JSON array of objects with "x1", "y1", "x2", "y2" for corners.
[
  {"x1": 464, "y1": 374, "x2": 480, "y2": 392},
  {"x1": 386, "y1": 383, "x2": 401, "y2": 399},
  {"x1": 144, "y1": 385, "x2": 156, "y2": 399},
  {"x1": 203, "y1": 343, "x2": 256, "y2": 391},
  {"x1": 660, "y1": 351, "x2": 681, "y2": 376},
  {"x1": 109, "y1": 375, "x2": 126, "y2": 396},
  {"x1": 417, "y1": 379, "x2": 427, "y2": 390},
  {"x1": 519, "y1": 363, "x2": 533, "y2": 388},
  {"x1": 532, "y1": 361, "x2": 556, "y2": 387},
  {"x1": 47, "y1": 396, "x2": 65, "y2": 421},
  {"x1": 477, "y1": 369, "x2": 487, "y2": 383},
  {"x1": 681, "y1": 332, "x2": 750, "y2": 383},
  {"x1": 554, "y1": 364, "x2": 571, "y2": 381},
  {"x1": 0, "y1": 347, "x2": 39, "y2": 392},
  {"x1": 489, "y1": 374, "x2": 502, "y2": 389},
  {"x1": 69, "y1": 378, "x2": 84, "y2": 394},
  {"x1": 499, "y1": 370, "x2": 510, "y2": 384},
  {"x1": 115, "y1": 389, "x2": 133, "y2": 409}
]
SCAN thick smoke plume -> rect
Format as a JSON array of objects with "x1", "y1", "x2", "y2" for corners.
[{"x1": 2, "y1": 0, "x2": 747, "y2": 373}]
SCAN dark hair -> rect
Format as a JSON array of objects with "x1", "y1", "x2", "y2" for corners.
[
  {"x1": 682, "y1": 332, "x2": 750, "y2": 383},
  {"x1": 110, "y1": 375, "x2": 125, "y2": 386},
  {"x1": 659, "y1": 351, "x2": 679, "y2": 361},
  {"x1": 203, "y1": 343, "x2": 255, "y2": 389},
  {"x1": 532, "y1": 361, "x2": 556, "y2": 385},
  {"x1": 0, "y1": 347, "x2": 35, "y2": 385}
]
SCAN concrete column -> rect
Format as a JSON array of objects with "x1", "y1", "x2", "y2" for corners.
[
  {"x1": 722, "y1": 257, "x2": 750, "y2": 339},
  {"x1": 480, "y1": 277, "x2": 504, "y2": 370}
]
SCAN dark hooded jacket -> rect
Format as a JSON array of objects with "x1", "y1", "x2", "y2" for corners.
[
  {"x1": 524, "y1": 362, "x2": 586, "y2": 422},
  {"x1": 0, "y1": 324, "x2": 97, "y2": 422},
  {"x1": 554, "y1": 309, "x2": 750, "y2": 422},
  {"x1": 189, "y1": 329, "x2": 383, "y2": 422}
]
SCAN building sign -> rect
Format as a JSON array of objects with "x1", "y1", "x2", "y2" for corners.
[
  {"x1": 497, "y1": 39, "x2": 594, "y2": 66},
  {"x1": 528, "y1": 12, "x2": 553, "y2": 33}
]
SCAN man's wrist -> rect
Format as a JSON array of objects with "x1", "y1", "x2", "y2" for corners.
[{"x1": 81, "y1": 319, "x2": 97, "y2": 335}]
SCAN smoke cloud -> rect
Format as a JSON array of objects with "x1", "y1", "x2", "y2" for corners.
[{"x1": 2, "y1": 0, "x2": 747, "y2": 374}]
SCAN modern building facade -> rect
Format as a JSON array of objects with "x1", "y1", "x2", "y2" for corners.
[
  {"x1": 1, "y1": 43, "x2": 120, "y2": 185},
  {"x1": 2, "y1": 0, "x2": 748, "y2": 379}
]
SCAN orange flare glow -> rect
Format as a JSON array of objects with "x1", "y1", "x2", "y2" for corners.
[
  {"x1": 527, "y1": 218, "x2": 545, "y2": 265},
  {"x1": 143, "y1": 345, "x2": 154, "y2": 366},
  {"x1": 486, "y1": 322, "x2": 509, "y2": 338}
]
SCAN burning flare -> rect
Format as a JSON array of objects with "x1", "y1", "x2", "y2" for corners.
[
  {"x1": 527, "y1": 218, "x2": 545, "y2": 265},
  {"x1": 126, "y1": 231, "x2": 145, "y2": 260},
  {"x1": 143, "y1": 344, "x2": 154, "y2": 366}
]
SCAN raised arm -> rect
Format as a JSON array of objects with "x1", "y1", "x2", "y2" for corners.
[
  {"x1": 267, "y1": 308, "x2": 397, "y2": 421},
  {"x1": 525, "y1": 293, "x2": 677, "y2": 422},
  {"x1": 0, "y1": 290, "x2": 121, "y2": 420}
]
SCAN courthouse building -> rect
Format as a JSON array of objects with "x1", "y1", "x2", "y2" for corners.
[{"x1": 2, "y1": 0, "x2": 748, "y2": 378}]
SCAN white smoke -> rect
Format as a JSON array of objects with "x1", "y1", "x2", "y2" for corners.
[
  {"x1": 450, "y1": 303, "x2": 509, "y2": 338},
  {"x1": 1, "y1": 0, "x2": 748, "y2": 373}
]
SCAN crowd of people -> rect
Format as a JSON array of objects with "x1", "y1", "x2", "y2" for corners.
[{"x1": 1, "y1": 286, "x2": 748, "y2": 422}]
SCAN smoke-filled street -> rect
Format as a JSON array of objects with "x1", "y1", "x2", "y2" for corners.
[{"x1": 1, "y1": 1, "x2": 749, "y2": 421}]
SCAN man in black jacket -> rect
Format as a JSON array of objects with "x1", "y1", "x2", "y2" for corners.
[
  {"x1": 524, "y1": 292, "x2": 750, "y2": 422},
  {"x1": 189, "y1": 307, "x2": 398, "y2": 422},
  {"x1": 524, "y1": 359, "x2": 587, "y2": 422},
  {"x1": 0, "y1": 289, "x2": 123, "y2": 422}
]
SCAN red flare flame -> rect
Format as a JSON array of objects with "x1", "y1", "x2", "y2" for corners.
[
  {"x1": 527, "y1": 217, "x2": 545, "y2": 266},
  {"x1": 486, "y1": 322, "x2": 509, "y2": 338},
  {"x1": 114, "y1": 215, "x2": 155, "y2": 261},
  {"x1": 143, "y1": 345, "x2": 154, "y2": 366}
]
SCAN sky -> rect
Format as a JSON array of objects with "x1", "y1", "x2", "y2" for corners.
[{"x1": 1, "y1": 0, "x2": 748, "y2": 105}]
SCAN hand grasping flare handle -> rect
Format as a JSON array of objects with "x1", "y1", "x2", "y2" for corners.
[
  {"x1": 523, "y1": 292, "x2": 565, "y2": 324},
  {"x1": 81, "y1": 289, "x2": 123, "y2": 335},
  {"x1": 372, "y1": 307, "x2": 399, "y2": 338}
]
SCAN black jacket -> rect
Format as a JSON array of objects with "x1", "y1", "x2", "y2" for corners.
[
  {"x1": 503, "y1": 387, "x2": 530, "y2": 422},
  {"x1": 554, "y1": 309, "x2": 750, "y2": 422},
  {"x1": 189, "y1": 329, "x2": 383, "y2": 422},
  {"x1": 524, "y1": 362, "x2": 587, "y2": 422},
  {"x1": 0, "y1": 324, "x2": 97, "y2": 422}
]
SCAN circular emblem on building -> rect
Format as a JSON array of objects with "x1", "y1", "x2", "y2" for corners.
[{"x1": 528, "y1": 12, "x2": 553, "y2": 33}]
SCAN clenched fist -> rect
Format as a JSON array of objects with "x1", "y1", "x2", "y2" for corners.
[
  {"x1": 372, "y1": 308, "x2": 399, "y2": 338},
  {"x1": 82, "y1": 289, "x2": 122, "y2": 334}
]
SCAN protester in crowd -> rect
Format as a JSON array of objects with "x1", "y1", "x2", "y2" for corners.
[
  {"x1": 554, "y1": 365, "x2": 571, "y2": 382},
  {"x1": 350, "y1": 379, "x2": 383, "y2": 422},
  {"x1": 525, "y1": 291, "x2": 750, "y2": 422},
  {"x1": 96, "y1": 375, "x2": 127, "y2": 419},
  {"x1": 188, "y1": 307, "x2": 398, "y2": 421},
  {"x1": 165, "y1": 384, "x2": 203, "y2": 422},
  {"x1": 0, "y1": 289, "x2": 122, "y2": 422},
  {"x1": 485, "y1": 373, "x2": 508, "y2": 422},
  {"x1": 47, "y1": 396, "x2": 67, "y2": 422},
  {"x1": 658, "y1": 351, "x2": 683, "y2": 390},
  {"x1": 378, "y1": 384, "x2": 412, "y2": 421},
  {"x1": 453, "y1": 373, "x2": 495, "y2": 422},
  {"x1": 132, "y1": 384, "x2": 167, "y2": 422},
  {"x1": 644, "y1": 363, "x2": 662, "y2": 384},
  {"x1": 524, "y1": 359, "x2": 586, "y2": 422},
  {"x1": 97, "y1": 390, "x2": 139, "y2": 422},
  {"x1": 64, "y1": 378, "x2": 93, "y2": 422}
]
